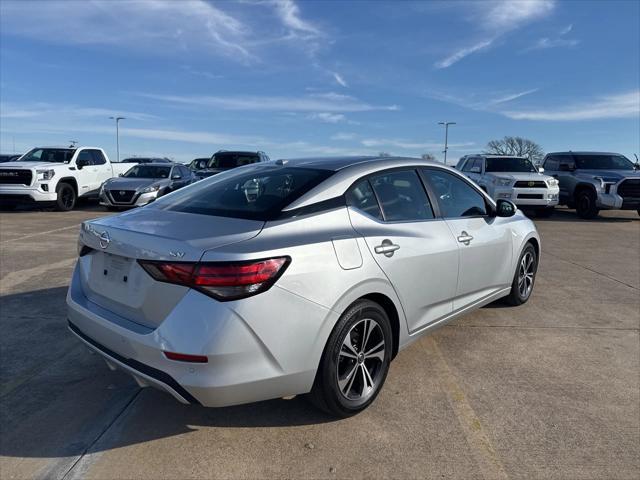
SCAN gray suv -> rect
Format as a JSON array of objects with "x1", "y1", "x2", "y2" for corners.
[{"x1": 542, "y1": 152, "x2": 640, "y2": 218}]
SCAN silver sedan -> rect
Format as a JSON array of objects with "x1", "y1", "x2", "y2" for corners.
[{"x1": 67, "y1": 156, "x2": 540, "y2": 417}]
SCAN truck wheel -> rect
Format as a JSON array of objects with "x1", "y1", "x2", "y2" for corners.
[
  {"x1": 55, "y1": 183, "x2": 76, "y2": 211},
  {"x1": 575, "y1": 190, "x2": 599, "y2": 219}
]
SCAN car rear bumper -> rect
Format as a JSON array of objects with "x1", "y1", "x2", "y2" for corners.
[
  {"x1": 0, "y1": 185, "x2": 57, "y2": 203},
  {"x1": 66, "y1": 262, "x2": 331, "y2": 407}
]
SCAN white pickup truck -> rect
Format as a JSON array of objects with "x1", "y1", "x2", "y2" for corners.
[{"x1": 0, "y1": 146, "x2": 132, "y2": 210}]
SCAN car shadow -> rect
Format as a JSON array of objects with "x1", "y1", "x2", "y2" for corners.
[
  {"x1": 1, "y1": 287, "x2": 337, "y2": 461},
  {"x1": 530, "y1": 208, "x2": 638, "y2": 223},
  {"x1": 0, "y1": 199, "x2": 107, "y2": 213}
]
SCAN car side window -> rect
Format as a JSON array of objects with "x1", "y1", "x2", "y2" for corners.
[
  {"x1": 179, "y1": 166, "x2": 190, "y2": 177},
  {"x1": 422, "y1": 169, "x2": 487, "y2": 218},
  {"x1": 462, "y1": 158, "x2": 474, "y2": 172},
  {"x1": 77, "y1": 150, "x2": 92, "y2": 165},
  {"x1": 171, "y1": 167, "x2": 182, "y2": 179},
  {"x1": 90, "y1": 150, "x2": 107, "y2": 165},
  {"x1": 369, "y1": 170, "x2": 434, "y2": 222},
  {"x1": 346, "y1": 179, "x2": 383, "y2": 220}
]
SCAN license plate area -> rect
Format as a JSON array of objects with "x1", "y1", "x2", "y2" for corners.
[{"x1": 87, "y1": 252, "x2": 145, "y2": 308}]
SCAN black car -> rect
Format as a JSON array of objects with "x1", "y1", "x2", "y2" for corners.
[
  {"x1": 194, "y1": 151, "x2": 270, "y2": 180},
  {"x1": 0, "y1": 154, "x2": 21, "y2": 163}
]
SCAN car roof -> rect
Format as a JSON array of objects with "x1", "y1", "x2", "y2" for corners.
[
  {"x1": 546, "y1": 151, "x2": 623, "y2": 156},
  {"x1": 279, "y1": 156, "x2": 467, "y2": 210}
]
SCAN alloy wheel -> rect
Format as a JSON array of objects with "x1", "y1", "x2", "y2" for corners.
[
  {"x1": 336, "y1": 318, "x2": 386, "y2": 401},
  {"x1": 518, "y1": 251, "x2": 535, "y2": 298}
]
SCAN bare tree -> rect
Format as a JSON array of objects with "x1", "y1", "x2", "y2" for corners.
[
  {"x1": 421, "y1": 153, "x2": 436, "y2": 161},
  {"x1": 485, "y1": 136, "x2": 544, "y2": 164}
]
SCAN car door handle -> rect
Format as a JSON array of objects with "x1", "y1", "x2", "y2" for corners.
[
  {"x1": 374, "y1": 239, "x2": 400, "y2": 257},
  {"x1": 457, "y1": 231, "x2": 474, "y2": 245}
]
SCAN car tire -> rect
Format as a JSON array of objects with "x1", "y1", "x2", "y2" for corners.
[
  {"x1": 536, "y1": 207, "x2": 555, "y2": 218},
  {"x1": 575, "y1": 189, "x2": 599, "y2": 219},
  {"x1": 55, "y1": 183, "x2": 76, "y2": 211},
  {"x1": 309, "y1": 299, "x2": 392, "y2": 417},
  {"x1": 505, "y1": 243, "x2": 538, "y2": 306},
  {"x1": 637, "y1": 209, "x2": 640, "y2": 216}
]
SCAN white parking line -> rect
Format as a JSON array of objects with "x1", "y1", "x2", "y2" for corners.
[{"x1": 0, "y1": 224, "x2": 80, "y2": 244}]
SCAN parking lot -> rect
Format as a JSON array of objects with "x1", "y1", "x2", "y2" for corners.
[{"x1": 1, "y1": 205, "x2": 638, "y2": 480}]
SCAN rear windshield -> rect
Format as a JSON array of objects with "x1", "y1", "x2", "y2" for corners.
[
  {"x1": 485, "y1": 157, "x2": 537, "y2": 173},
  {"x1": 123, "y1": 165, "x2": 171, "y2": 178},
  {"x1": 20, "y1": 148, "x2": 75, "y2": 163},
  {"x1": 153, "y1": 165, "x2": 333, "y2": 220},
  {"x1": 208, "y1": 153, "x2": 260, "y2": 169},
  {"x1": 574, "y1": 154, "x2": 634, "y2": 170}
]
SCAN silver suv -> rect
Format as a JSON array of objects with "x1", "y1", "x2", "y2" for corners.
[
  {"x1": 542, "y1": 152, "x2": 640, "y2": 219},
  {"x1": 456, "y1": 154, "x2": 559, "y2": 217}
]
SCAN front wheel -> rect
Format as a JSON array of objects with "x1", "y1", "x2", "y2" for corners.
[
  {"x1": 505, "y1": 243, "x2": 538, "y2": 306},
  {"x1": 575, "y1": 189, "x2": 599, "y2": 219},
  {"x1": 55, "y1": 183, "x2": 76, "y2": 211},
  {"x1": 309, "y1": 299, "x2": 392, "y2": 417}
]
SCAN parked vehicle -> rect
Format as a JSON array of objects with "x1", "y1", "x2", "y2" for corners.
[
  {"x1": 188, "y1": 157, "x2": 210, "y2": 171},
  {"x1": 456, "y1": 154, "x2": 559, "y2": 217},
  {"x1": 0, "y1": 146, "x2": 131, "y2": 210},
  {"x1": 0, "y1": 154, "x2": 21, "y2": 163},
  {"x1": 542, "y1": 151, "x2": 640, "y2": 218},
  {"x1": 194, "y1": 150, "x2": 269, "y2": 180},
  {"x1": 68, "y1": 156, "x2": 540, "y2": 417},
  {"x1": 120, "y1": 157, "x2": 173, "y2": 164},
  {"x1": 99, "y1": 163, "x2": 194, "y2": 209}
]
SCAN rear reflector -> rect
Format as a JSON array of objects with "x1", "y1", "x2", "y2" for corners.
[
  {"x1": 163, "y1": 351, "x2": 208, "y2": 363},
  {"x1": 138, "y1": 257, "x2": 290, "y2": 301}
]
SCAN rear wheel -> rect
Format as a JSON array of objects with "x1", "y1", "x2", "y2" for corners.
[
  {"x1": 575, "y1": 189, "x2": 599, "y2": 219},
  {"x1": 505, "y1": 243, "x2": 538, "y2": 306},
  {"x1": 55, "y1": 183, "x2": 76, "y2": 211},
  {"x1": 309, "y1": 299, "x2": 392, "y2": 417}
]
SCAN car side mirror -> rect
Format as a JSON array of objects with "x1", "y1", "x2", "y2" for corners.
[
  {"x1": 76, "y1": 159, "x2": 87, "y2": 170},
  {"x1": 118, "y1": 173, "x2": 123, "y2": 177},
  {"x1": 495, "y1": 199, "x2": 517, "y2": 217},
  {"x1": 537, "y1": 167, "x2": 545, "y2": 173},
  {"x1": 171, "y1": 174, "x2": 181, "y2": 180}
]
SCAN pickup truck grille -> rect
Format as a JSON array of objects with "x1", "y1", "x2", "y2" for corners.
[
  {"x1": 514, "y1": 180, "x2": 547, "y2": 188},
  {"x1": 618, "y1": 179, "x2": 640, "y2": 199},
  {"x1": 108, "y1": 190, "x2": 136, "y2": 204},
  {"x1": 0, "y1": 169, "x2": 32, "y2": 185}
]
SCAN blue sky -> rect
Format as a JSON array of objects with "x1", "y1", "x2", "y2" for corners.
[{"x1": 1, "y1": 0, "x2": 638, "y2": 164}]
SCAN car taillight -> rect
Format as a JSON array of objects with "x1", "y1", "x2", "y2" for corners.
[{"x1": 138, "y1": 257, "x2": 290, "y2": 301}]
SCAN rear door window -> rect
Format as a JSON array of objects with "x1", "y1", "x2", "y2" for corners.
[
  {"x1": 346, "y1": 179, "x2": 383, "y2": 220},
  {"x1": 369, "y1": 170, "x2": 434, "y2": 222}
]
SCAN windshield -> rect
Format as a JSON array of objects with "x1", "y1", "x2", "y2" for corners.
[
  {"x1": 19, "y1": 148, "x2": 75, "y2": 163},
  {"x1": 574, "y1": 154, "x2": 635, "y2": 170},
  {"x1": 152, "y1": 165, "x2": 333, "y2": 220},
  {"x1": 485, "y1": 157, "x2": 537, "y2": 173},
  {"x1": 207, "y1": 153, "x2": 260, "y2": 169},
  {"x1": 123, "y1": 165, "x2": 171, "y2": 178}
]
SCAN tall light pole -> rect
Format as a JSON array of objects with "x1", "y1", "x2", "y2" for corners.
[
  {"x1": 438, "y1": 121, "x2": 456, "y2": 165},
  {"x1": 109, "y1": 116, "x2": 126, "y2": 162}
]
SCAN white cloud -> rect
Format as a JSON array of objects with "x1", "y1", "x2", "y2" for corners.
[
  {"x1": 435, "y1": 0, "x2": 556, "y2": 68},
  {"x1": 524, "y1": 23, "x2": 579, "y2": 52},
  {"x1": 560, "y1": 24, "x2": 573, "y2": 35},
  {"x1": 435, "y1": 39, "x2": 495, "y2": 69},
  {"x1": 489, "y1": 88, "x2": 540, "y2": 105},
  {"x1": 272, "y1": 0, "x2": 321, "y2": 37},
  {"x1": 332, "y1": 72, "x2": 348, "y2": 88},
  {"x1": 1, "y1": 0, "x2": 321, "y2": 63},
  {"x1": 501, "y1": 91, "x2": 640, "y2": 121},
  {"x1": 307, "y1": 112, "x2": 347, "y2": 123},
  {"x1": 138, "y1": 92, "x2": 399, "y2": 113},
  {"x1": 0, "y1": 102, "x2": 157, "y2": 121}
]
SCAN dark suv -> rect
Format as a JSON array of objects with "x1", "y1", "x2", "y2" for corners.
[
  {"x1": 542, "y1": 151, "x2": 640, "y2": 218},
  {"x1": 194, "y1": 151, "x2": 270, "y2": 180}
]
